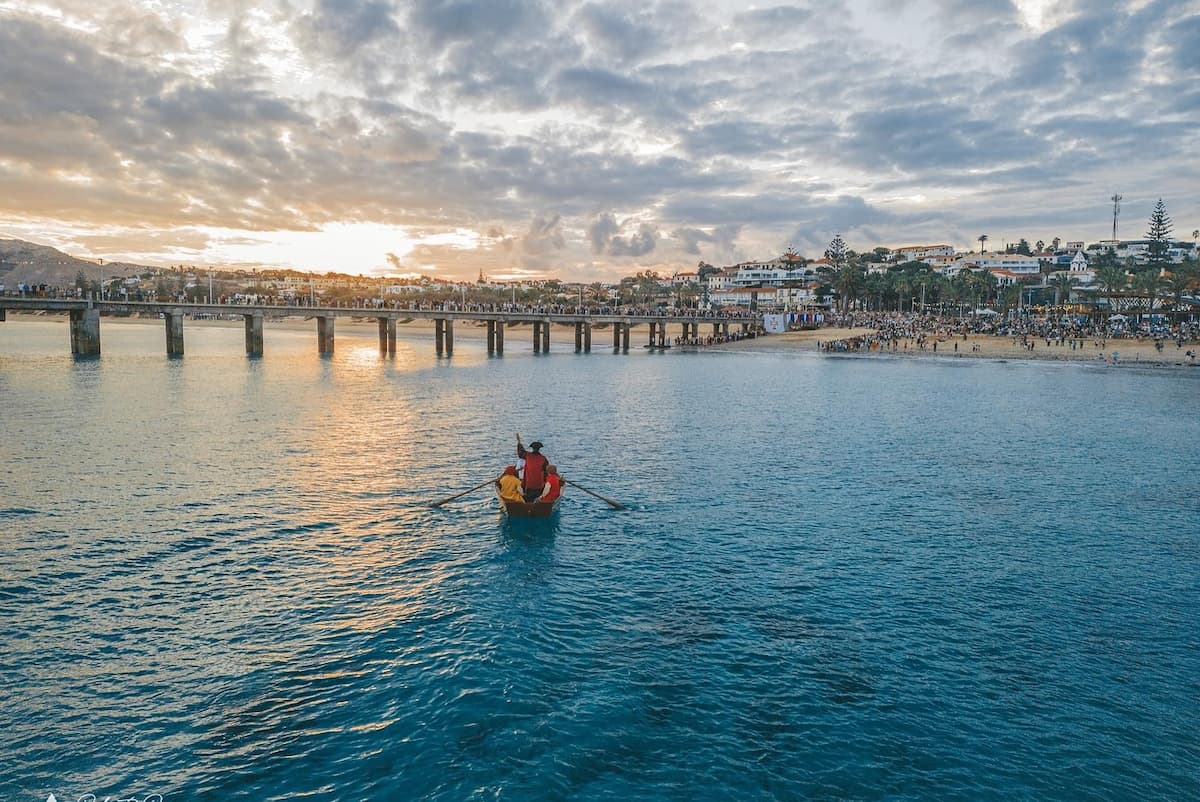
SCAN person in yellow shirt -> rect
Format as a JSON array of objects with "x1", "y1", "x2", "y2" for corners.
[{"x1": 496, "y1": 465, "x2": 524, "y2": 503}]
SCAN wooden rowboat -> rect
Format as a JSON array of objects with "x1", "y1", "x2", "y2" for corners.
[{"x1": 496, "y1": 486, "x2": 560, "y2": 518}]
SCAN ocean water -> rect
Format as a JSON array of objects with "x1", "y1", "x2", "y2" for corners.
[{"x1": 1, "y1": 317, "x2": 1198, "y2": 802}]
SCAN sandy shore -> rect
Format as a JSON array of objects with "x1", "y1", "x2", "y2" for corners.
[{"x1": 712, "y1": 326, "x2": 1199, "y2": 368}]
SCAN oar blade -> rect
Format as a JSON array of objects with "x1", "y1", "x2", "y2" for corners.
[{"x1": 429, "y1": 478, "x2": 493, "y2": 508}]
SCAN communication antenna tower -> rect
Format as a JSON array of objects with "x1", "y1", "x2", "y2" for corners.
[{"x1": 1111, "y1": 194, "x2": 1122, "y2": 242}]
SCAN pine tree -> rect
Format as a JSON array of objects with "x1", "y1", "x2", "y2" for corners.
[
  {"x1": 1145, "y1": 198, "x2": 1173, "y2": 266},
  {"x1": 824, "y1": 234, "x2": 849, "y2": 268}
]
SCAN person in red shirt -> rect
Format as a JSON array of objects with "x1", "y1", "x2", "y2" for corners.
[
  {"x1": 539, "y1": 465, "x2": 562, "y2": 504},
  {"x1": 516, "y1": 434, "x2": 549, "y2": 502}
]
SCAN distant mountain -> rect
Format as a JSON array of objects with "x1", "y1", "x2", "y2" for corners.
[{"x1": 0, "y1": 238, "x2": 148, "y2": 288}]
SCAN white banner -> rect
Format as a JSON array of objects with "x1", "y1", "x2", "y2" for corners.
[{"x1": 762, "y1": 313, "x2": 787, "y2": 334}]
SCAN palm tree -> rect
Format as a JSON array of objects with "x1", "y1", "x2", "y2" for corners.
[
  {"x1": 1163, "y1": 268, "x2": 1196, "y2": 313},
  {"x1": 946, "y1": 272, "x2": 970, "y2": 316},
  {"x1": 833, "y1": 265, "x2": 865, "y2": 312},
  {"x1": 1049, "y1": 273, "x2": 1079, "y2": 306},
  {"x1": 1132, "y1": 270, "x2": 1164, "y2": 325},
  {"x1": 864, "y1": 272, "x2": 887, "y2": 311},
  {"x1": 976, "y1": 270, "x2": 999, "y2": 307},
  {"x1": 978, "y1": 234, "x2": 989, "y2": 254},
  {"x1": 1096, "y1": 265, "x2": 1128, "y2": 314},
  {"x1": 1000, "y1": 284, "x2": 1022, "y2": 313},
  {"x1": 891, "y1": 272, "x2": 911, "y2": 312}
]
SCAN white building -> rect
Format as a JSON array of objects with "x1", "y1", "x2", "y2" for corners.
[
  {"x1": 965, "y1": 253, "x2": 1042, "y2": 274},
  {"x1": 893, "y1": 244, "x2": 955, "y2": 262}
]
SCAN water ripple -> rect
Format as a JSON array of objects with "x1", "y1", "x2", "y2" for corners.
[{"x1": 1, "y1": 321, "x2": 1197, "y2": 800}]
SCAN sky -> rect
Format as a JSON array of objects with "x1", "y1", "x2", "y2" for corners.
[{"x1": 0, "y1": 0, "x2": 1197, "y2": 281}]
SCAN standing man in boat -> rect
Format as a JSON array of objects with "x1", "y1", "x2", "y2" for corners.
[{"x1": 516, "y1": 434, "x2": 549, "y2": 502}]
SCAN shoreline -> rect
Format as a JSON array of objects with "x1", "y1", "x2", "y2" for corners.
[
  {"x1": 706, "y1": 327, "x2": 1200, "y2": 368},
  {"x1": 6, "y1": 312, "x2": 1198, "y2": 368}
]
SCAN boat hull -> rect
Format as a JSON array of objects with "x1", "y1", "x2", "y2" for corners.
[{"x1": 497, "y1": 488, "x2": 560, "y2": 517}]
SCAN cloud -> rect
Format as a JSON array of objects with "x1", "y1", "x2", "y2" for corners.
[
  {"x1": 586, "y1": 212, "x2": 659, "y2": 256},
  {"x1": 587, "y1": 212, "x2": 621, "y2": 253},
  {"x1": 0, "y1": 0, "x2": 1196, "y2": 279},
  {"x1": 732, "y1": 5, "x2": 814, "y2": 36},
  {"x1": 520, "y1": 214, "x2": 565, "y2": 256},
  {"x1": 671, "y1": 225, "x2": 742, "y2": 256},
  {"x1": 292, "y1": 0, "x2": 401, "y2": 59}
]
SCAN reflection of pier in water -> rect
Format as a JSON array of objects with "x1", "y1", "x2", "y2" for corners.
[{"x1": 0, "y1": 298, "x2": 758, "y2": 358}]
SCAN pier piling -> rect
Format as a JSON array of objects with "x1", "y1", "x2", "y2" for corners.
[
  {"x1": 69, "y1": 308, "x2": 101, "y2": 356},
  {"x1": 245, "y1": 312, "x2": 264, "y2": 357},
  {"x1": 318, "y1": 315, "x2": 335, "y2": 354},
  {"x1": 165, "y1": 311, "x2": 185, "y2": 357},
  {"x1": 377, "y1": 317, "x2": 396, "y2": 354}
]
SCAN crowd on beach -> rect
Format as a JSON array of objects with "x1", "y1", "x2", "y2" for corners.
[{"x1": 819, "y1": 312, "x2": 1199, "y2": 363}]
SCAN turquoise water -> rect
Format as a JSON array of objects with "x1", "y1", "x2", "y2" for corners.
[{"x1": 2, "y1": 318, "x2": 1198, "y2": 801}]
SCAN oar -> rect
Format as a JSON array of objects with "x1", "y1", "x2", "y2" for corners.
[
  {"x1": 563, "y1": 479, "x2": 625, "y2": 510},
  {"x1": 430, "y1": 479, "x2": 494, "y2": 508}
]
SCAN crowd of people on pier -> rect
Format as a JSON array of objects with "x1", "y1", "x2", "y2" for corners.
[{"x1": 674, "y1": 328, "x2": 760, "y2": 347}]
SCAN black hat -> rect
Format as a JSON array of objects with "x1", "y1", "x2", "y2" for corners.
[{"x1": 529, "y1": 441, "x2": 543, "y2": 450}]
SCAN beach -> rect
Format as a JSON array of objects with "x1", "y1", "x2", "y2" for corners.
[{"x1": 712, "y1": 326, "x2": 1200, "y2": 367}]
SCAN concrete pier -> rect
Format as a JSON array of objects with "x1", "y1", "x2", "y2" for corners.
[
  {"x1": 245, "y1": 312, "x2": 264, "y2": 357},
  {"x1": 377, "y1": 317, "x2": 396, "y2": 354},
  {"x1": 69, "y1": 308, "x2": 101, "y2": 356},
  {"x1": 0, "y1": 298, "x2": 761, "y2": 359},
  {"x1": 165, "y1": 311, "x2": 185, "y2": 357},
  {"x1": 318, "y1": 315, "x2": 335, "y2": 354}
]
